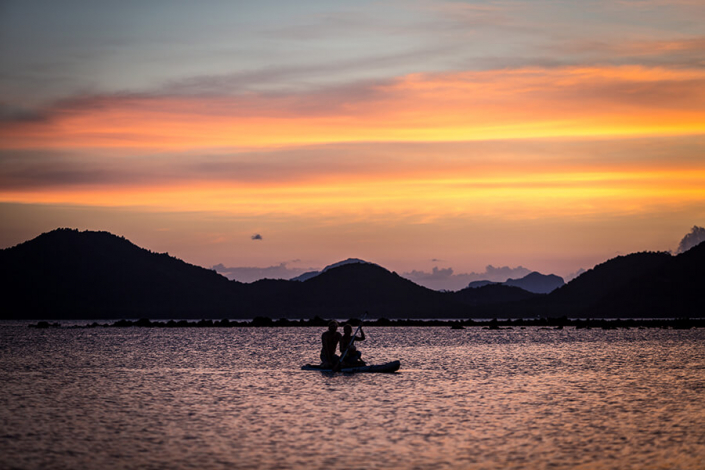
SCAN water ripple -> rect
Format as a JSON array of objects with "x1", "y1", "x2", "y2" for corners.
[{"x1": 1, "y1": 325, "x2": 704, "y2": 469}]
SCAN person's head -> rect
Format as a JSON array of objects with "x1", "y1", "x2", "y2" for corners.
[
  {"x1": 343, "y1": 324, "x2": 352, "y2": 335},
  {"x1": 328, "y1": 320, "x2": 339, "y2": 332}
]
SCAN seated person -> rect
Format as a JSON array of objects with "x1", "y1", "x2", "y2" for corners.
[
  {"x1": 340, "y1": 323, "x2": 366, "y2": 365},
  {"x1": 320, "y1": 321, "x2": 342, "y2": 368}
]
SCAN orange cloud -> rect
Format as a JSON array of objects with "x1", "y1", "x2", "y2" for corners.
[
  {"x1": 2, "y1": 65, "x2": 704, "y2": 241},
  {"x1": 1, "y1": 65, "x2": 704, "y2": 150},
  {"x1": 3, "y1": 165, "x2": 704, "y2": 225}
]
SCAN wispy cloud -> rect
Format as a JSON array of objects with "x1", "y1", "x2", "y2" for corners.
[
  {"x1": 2, "y1": 65, "x2": 704, "y2": 152},
  {"x1": 0, "y1": 104, "x2": 48, "y2": 123},
  {"x1": 549, "y1": 36, "x2": 705, "y2": 67},
  {"x1": 3, "y1": 136, "x2": 704, "y2": 192}
]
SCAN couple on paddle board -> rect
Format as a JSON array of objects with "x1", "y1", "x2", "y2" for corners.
[{"x1": 321, "y1": 320, "x2": 366, "y2": 369}]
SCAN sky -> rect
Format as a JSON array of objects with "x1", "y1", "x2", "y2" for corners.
[{"x1": 1, "y1": 0, "x2": 704, "y2": 290}]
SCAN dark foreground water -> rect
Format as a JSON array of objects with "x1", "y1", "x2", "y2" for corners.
[{"x1": 1, "y1": 324, "x2": 704, "y2": 470}]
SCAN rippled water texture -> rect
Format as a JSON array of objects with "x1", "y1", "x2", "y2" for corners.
[{"x1": 1, "y1": 325, "x2": 704, "y2": 469}]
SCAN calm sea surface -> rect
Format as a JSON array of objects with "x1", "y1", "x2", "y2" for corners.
[{"x1": 1, "y1": 324, "x2": 704, "y2": 470}]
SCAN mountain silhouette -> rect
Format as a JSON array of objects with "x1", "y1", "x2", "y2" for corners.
[
  {"x1": 465, "y1": 272, "x2": 564, "y2": 294},
  {"x1": 300, "y1": 263, "x2": 465, "y2": 317},
  {"x1": 0, "y1": 229, "x2": 469, "y2": 319},
  {"x1": 194, "y1": 260, "x2": 470, "y2": 318},
  {"x1": 589, "y1": 243, "x2": 705, "y2": 316},
  {"x1": 1, "y1": 228, "x2": 703, "y2": 319},
  {"x1": 289, "y1": 258, "x2": 374, "y2": 282},
  {"x1": 0, "y1": 228, "x2": 241, "y2": 319},
  {"x1": 504, "y1": 272, "x2": 564, "y2": 294},
  {"x1": 516, "y1": 247, "x2": 705, "y2": 317},
  {"x1": 538, "y1": 251, "x2": 672, "y2": 317},
  {"x1": 452, "y1": 283, "x2": 539, "y2": 306}
]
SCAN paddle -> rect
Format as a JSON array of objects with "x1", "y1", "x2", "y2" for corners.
[{"x1": 333, "y1": 313, "x2": 367, "y2": 372}]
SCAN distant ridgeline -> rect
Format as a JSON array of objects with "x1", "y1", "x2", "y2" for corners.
[
  {"x1": 466, "y1": 272, "x2": 565, "y2": 294},
  {"x1": 1, "y1": 228, "x2": 704, "y2": 320}
]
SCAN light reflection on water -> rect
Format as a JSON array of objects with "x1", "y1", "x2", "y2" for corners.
[{"x1": 1, "y1": 326, "x2": 704, "y2": 469}]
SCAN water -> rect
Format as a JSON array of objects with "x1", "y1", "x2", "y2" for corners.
[{"x1": 1, "y1": 325, "x2": 704, "y2": 469}]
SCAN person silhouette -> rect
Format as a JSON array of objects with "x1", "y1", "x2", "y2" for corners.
[
  {"x1": 340, "y1": 323, "x2": 366, "y2": 366},
  {"x1": 320, "y1": 321, "x2": 342, "y2": 368}
]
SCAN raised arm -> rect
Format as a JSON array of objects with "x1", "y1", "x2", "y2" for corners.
[{"x1": 356, "y1": 326, "x2": 365, "y2": 342}]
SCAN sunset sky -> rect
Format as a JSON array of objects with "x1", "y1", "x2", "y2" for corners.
[{"x1": 1, "y1": 0, "x2": 704, "y2": 290}]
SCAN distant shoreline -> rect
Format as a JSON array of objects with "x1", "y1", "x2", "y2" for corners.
[{"x1": 26, "y1": 317, "x2": 705, "y2": 330}]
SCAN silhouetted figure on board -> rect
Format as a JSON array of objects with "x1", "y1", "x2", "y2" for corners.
[
  {"x1": 320, "y1": 321, "x2": 342, "y2": 368},
  {"x1": 340, "y1": 323, "x2": 366, "y2": 366}
]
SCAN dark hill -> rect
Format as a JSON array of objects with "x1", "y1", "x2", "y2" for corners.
[
  {"x1": 591, "y1": 242, "x2": 705, "y2": 316},
  {"x1": 217, "y1": 263, "x2": 551, "y2": 318},
  {"x1": 0, "y1": 229, "x2": 241, "y2": 319},
  {"x1": 235, "y1": 278, "x2": 310, "y2": 316},
  {"x1": 452, "y1": 283, "x2": 539, "y2": 306},
  {"x1": 0, "y1": 229, "x2": 471, "y2": 319},
  {"x1": 548, "y1": 252, "x2": 670, "y2": 305},
  {"x1": 514, "y1": 249, "x2": 704, "y2": 318},
  {"x1": 3, "y1": 229, "x2": 703, "y2": 319},
  {"x1": 299, "y1": 263, "x2": 467, "y2": 317},
  {"x1": 464, "y1": 272, "x2": 564, "y2": 294},
  {"x1": 235, "y1": 263, "x2": 471, "y2": 317}
]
